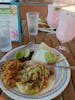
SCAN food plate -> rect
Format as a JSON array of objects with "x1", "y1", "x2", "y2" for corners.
[
  {"x1": 38, "y1": 17, "x2": 56, "y2": 34},
  {"x1": 0, "y1": 44, "x2": 71, "y2": 100}
]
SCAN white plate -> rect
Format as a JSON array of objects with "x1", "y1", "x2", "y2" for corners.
[
  {"x1": 38, "y1": 27, "x2": 56, "y2": 34},
  {"x1": 38, "y1": 18, "x2": 56, "y2": 34},
  {"x1": 0, "y1": 44, "x2": 71, "y2": 100}
]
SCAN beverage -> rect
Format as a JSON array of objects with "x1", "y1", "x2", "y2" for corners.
[
  {"x1": 56, "y1": 10, "x2": 75, "y2": 43},
  {"x1": 26, "y1": 12, "x2": 39, "y2": 36},
  {"x1": 47, "y1": 4, "x2": 60, "y2": 29},
  {"x1": 0, "y1": 21, "x2": 12, "y2": 52},
  {"x1": 27, "y1": 21, "x2": 38, "y2": 35}
]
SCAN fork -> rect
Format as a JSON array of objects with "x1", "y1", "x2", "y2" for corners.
[{"x1": 46, "y1": 64, "x2": 75, "y2": 70}]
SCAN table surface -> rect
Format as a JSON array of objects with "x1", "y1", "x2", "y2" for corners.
[{"x1": 0, "y1": 6, "x2": 75, "y2": 100}]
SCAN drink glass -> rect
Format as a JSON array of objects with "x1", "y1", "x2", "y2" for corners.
[
  {"x1": 0, "y1": 21, "x2": 12, "y2": 52},
  {"x1": 56, "y1": 10, "x2": 75, "y2": 51},
  {"x1": 47, "y1": 3, "x2": 61, "y2": 29},
  {"x1": 26, "y1": 12, "x2": 39, "y2": 36},
  {"x1": 47, "y1": 2, "x2": 72, "y2": 29}
]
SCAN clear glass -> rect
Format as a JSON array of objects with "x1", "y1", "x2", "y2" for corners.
[
  {"x1": 56, "y1": 11, "x2": 75, "y2": 51},
  {"x1": 26, "y1": 12, "x2": 39, "y2": 36},
  {"x1": 0, "y1": 21, "x2": 12, "y2": 52}
]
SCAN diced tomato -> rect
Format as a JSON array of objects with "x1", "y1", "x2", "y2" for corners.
[{"x1": 45, "y1": 77, "x2": 48, "y2": 81}]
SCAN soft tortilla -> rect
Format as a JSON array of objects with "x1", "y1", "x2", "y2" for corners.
[
  {"x1": 35, "y1": 74, "x2": 55, "y2": 96},
  {"x1": 15, "y1": 73, "x2": 55, "y2": 96}
]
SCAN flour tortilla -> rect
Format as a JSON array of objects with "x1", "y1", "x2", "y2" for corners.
[
  {"x1": 15, "y1": 72, "x2": 55, "y2": 96},
  {"x1": 36, "y1": 74, "x2": 56, "y2": 96}
]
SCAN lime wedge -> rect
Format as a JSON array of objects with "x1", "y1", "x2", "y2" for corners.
[
  {"x1": 45, "y1": 52, "x2": 57, "y2": 63},
  {"x1": 54, "y1": 7, "x2": 60, "y2": 11},
  {"x1": 24, "y1": 49, "x2": 30, "y2": 58},
  {"x1": 40, "y1": 17, "x2": 47, "y2": 23},
  {"x1": 14, "y1": 50, "x2": 24, "y2": 60}
]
